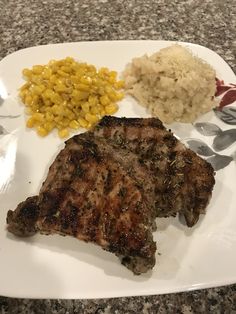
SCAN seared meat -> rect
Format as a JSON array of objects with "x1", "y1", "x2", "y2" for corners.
[
  {"x1": 7, "y1": 196, "x2": 39, "y2": 237},
  {"x1": 7, "y1": 135, "x2": 156, "y2": 274},
  {"x1": 93, "y1": 116, "x2": 215, "y2": 227},
  {"x1": 78, "y1": 132, "x2": 158, "y2": 229},
  {"x1": 6, "y1": 116, "x2": 215, "y2": 274}
]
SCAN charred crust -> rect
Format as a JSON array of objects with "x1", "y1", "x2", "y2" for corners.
[
  {"x1": 39, "y1": 189, "x2": 66, "y2": 216},
  {"x1": 96, "y1": 115, "x2": 164, "y2": 129},
  {"x1": 163, "y1": 134, "x2": 177, "y2": 148},
  {"x1": 69, "y1": 138, "x2": 102, "y2": 164},
  {"x1": 121, "y1": 254, "x2": 156, "y2": 275},
  {"x1": 6, "y1": 196, "x2": 39, "y2": 237}
]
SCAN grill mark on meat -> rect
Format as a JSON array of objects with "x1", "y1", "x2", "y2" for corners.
[
  {"x1": 38, "y1": 144, "x2": 102, "y2": 236},
  {"x1": 104, "y1": 169, "x2": 112, "y2": 194},
  {"x1": 94, "y1": 116, "x2": 215, "y2": 226},
  {"x1": 59, "y1": 155, "x2": 100, "y2": 237}
]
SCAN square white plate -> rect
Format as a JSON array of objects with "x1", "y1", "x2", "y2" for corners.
[{"x1": 0, "y1": 41, "x2": 235, "y2": 299}]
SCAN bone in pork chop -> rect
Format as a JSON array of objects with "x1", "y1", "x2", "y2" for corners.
[{"x1": 6, "y1": 116, "x2": 215, "y2": 274}]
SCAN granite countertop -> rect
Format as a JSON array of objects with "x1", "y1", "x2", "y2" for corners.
[{"x1": 0, "y1": 0, "x2": 236, "y2": 313}]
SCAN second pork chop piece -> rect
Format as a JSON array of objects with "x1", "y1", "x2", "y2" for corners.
[
  {"x1": 7, "y1": 135, "x2": 156, "y2": 275},
  {"x1": 93, "y1": 116, "x2": 215, "y2": 227},
  {"x1": 76, "y1": 132, "x2": 158, "y2": 228}
]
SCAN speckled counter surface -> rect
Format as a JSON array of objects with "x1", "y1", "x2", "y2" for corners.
[{"x1": 0, "y1": 0, "x2": 236, "y2": 313}]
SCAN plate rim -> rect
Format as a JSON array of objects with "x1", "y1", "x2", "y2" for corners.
[
  {"x1": 0, "y1": 40, "x2": 236, "y2": 299},
  {"x1": 1, "y1": 40, "x2": 235, "y2": 79}
]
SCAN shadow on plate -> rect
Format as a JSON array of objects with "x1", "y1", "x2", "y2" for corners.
[{"x1": 30, "y1": 233, "x2": 154, "y2": 281}]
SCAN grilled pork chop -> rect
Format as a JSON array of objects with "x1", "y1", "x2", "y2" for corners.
[
  {"x1": 93, "y1": 116, "x2": 215, "y2": 227},
  {"x1": 7, "y1": 134, "x2": 156, "y2": 274},
  {"x1": 6, "y1": 116, "x2": 215, "y2": 274}
]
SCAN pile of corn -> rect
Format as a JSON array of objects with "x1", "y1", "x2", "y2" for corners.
[{"x1": 19, "y1": 57, "x2": 124, "y2": 138}]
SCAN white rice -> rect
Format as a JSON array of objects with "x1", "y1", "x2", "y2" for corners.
[{"x1": 123, "y1": 44, "x2": 217, "y2": 123}]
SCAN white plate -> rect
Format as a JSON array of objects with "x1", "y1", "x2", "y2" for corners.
[{"x1": 0, "y1": 41, "x2": 236, "y2": 299}]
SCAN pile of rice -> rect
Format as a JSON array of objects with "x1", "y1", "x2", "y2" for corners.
[{"x1": 123, "y1": 44, "x2": 217, "y2": 123}]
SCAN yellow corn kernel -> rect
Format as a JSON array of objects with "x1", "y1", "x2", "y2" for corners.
[
  {"x1": 20, "y1": 82, "x2": 30, "y2": 90},
  {"x1": 31, "y1": 95, "x2": 39, "y2": 106},
  {"x1": 108, "y1": 76, "x2": 116, "y2": 84},
  {"x1": 100, "y1": 95, "x2": 109, "y2": 106},
  {"x1": 49, "y1": 74, "x2": 57, "y2": 83},
  {"x1": 32, "y1": 85, "x2": 45, "y2": 95},
  {"x1": 105, "y1": 104, "x2": 118, "y2": 115},
  {"x1": 65, "y1": 57, "x2": 74, "y2": 63},
  {"x1": 45, "y1": 112, "x2": 54, "y2": 122},
  {"x1": 109, "y1": 92, "x2": 120, "y2": 101},
  {"x1": 22, "y1": 68, "x2": 32, "y2": 77},
  {"x1": 114, "y1": 92, "x2": 124, "y2": 101},
  {"x1": 58, "y1": 128, "x2": 69, "y2": 138},
  {"x1": 54, "y1": 83, "x2": 67, "y2": 92},
  {"x1": 88, "y1": 95, "x2": 98, "y2": 106},
  {"x1": 100, "y1": 109, "x2": 106, "y2": 116},
  {"x1": 25, "y1": 107, "x2": 33, "y2": 115},
  {"x1": 61, "y1": 66, "x2": 71, "y2": 73},
  {"x1": 44, "y1": 99, "x2": 52, "y2": 107},
  {"x1": 77, "y1": 83, "x2": 90, "y2": 91},
  {"x1": 50, "y1": 93, "x2": 62, "y2": 104},
  {"x1": 57, "y1": 69, "x2": 69, "y2": 77},
  {"x1": 54, "y1": 116, "x2": 61, "y2": 123},
  {"x1": 44, "y1": 122, "x2": 55, "y2": 132},
  {"x1": 37, "y1": 126, "x2": 48, "y2": 137},
  {"x1": 42, "y1": 67, "x2": 52, "y2": 79},
  {"x1": 64, "y1": 108, "x2": 73, "y2": 117},
  {"x1": 25, "y1": 95, "x2": 33, "y2": 106},
  {"x1": 109, "y1": 71, "x2": 117, "y2": 78},
  {"x1": 80, "y1": 76, "x2": 91, "y2": 85},
  {"x1": 81, "y1": 102, "x2": 90, "y2": 113},
  {"x1": 68, "y1": 112, "x2": 75, "y2": 120},
  {"x1": 85, "y1": 113, "x2": 98, "y2": 124},
  {"x1": 69, "y1": 120, "x2": 79, "y2": 129},
  {"x1": 26, "y1": 117, "x2": 35, "y2": 128},
  {"x1": 88, "y1": 65, "x2": 96, "y2": 72},
  {"x1": 31, "y1": 75, "x2": 42, "y2": 85},
  {"x1": 43, "y1": 89, "x2": 54, "y2": 99},
  {"x1": 32, "y1": 112, "x2": 44, "y2": 122},
  {"x1": 72, "y1": 90, "x2": 89, "y2": 101},
  {"x1": 115, "y1": 80, "x2": 125, "y2": 89},
  {"x1": 56, "y1": 123, "x2": 63, "y2": 130},
  {"x1": 71, "y1": 98, "x2": 79, "y2": 106},
  {"x1": 99, "y1": 67, "x2": 109, "y2": 75},
  {"x1": 32, "y1": 65, "x2": 44, "y2": 74},
  {"x1": 75, "y1": 109, "x2": 85, "y2": 119},
  {"x1": 105, "y1": 86, "x2": 113, "y2": 94},
  {"x1": 19, "y1": 89, "x2": 27, "y2": 101},
  {"x1": 90, "y1": 106, "x2": 100, "y2": 115},
  {"x1": 31, "y1": 105, "x2": 40, "y2": 113},
  {"x1": 78, "y1": 118, "x2": 88, "y2": 128},
  {"x1": 61, "y1": 118, "x2": 70, "y2": 127},
  {"x1": 51, "y1": 105, "x2": 60, "y2": 115}
]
